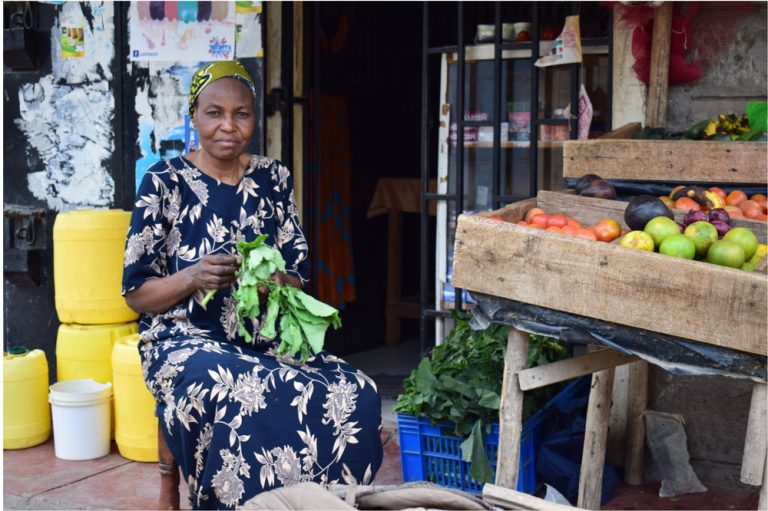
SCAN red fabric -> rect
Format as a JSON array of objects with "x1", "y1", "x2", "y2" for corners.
[{"x1": 631, "y1": 12, "x2": 701, "y2": 85}]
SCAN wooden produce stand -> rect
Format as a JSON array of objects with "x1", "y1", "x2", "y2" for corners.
[{"x1": 452, "y1": 191, "x2": 767, "y2": 509}]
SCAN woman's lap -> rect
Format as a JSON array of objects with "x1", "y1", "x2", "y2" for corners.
[{"x1": 141, "y1": 337, "x2": 383, "y2": 509}]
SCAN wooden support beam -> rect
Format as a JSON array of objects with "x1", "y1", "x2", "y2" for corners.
[
  {"x1": 578, "y1": 368, "x2": 615, "y2": 510},
  {"x1": 599, "y1": 122, "x2": 642, "y2": 139},
  {"x1": 607, "y1": 364, "x2": 631, "y2": 468},
  {"x1": 741, "y1": 382, "x2": 767, "y2": 486},
  {"x1": 624, "y1": 361, "x2": 649, "y2": 485},
  {"x1": 518, "y1": 349, "x2": 637, "y2": 391},
  {"x1": 759, "y1": 452, "x2": 767, "y2": 511},
  {"x1": 495, "y1": 328, "x2": 530, "y2": 490},
  {"x1": 483, "y1": 483, "x2": 580, "y2": 511},
  {"x1": 645, "y1": 2, "x2": 673, "y2": 128}
]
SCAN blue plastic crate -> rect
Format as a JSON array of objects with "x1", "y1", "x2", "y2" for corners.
[{"x1": 397, "y1": 376, "x2": 589, "y2": 495}]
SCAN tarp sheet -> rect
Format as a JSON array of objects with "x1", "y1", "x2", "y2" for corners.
[{"x1": 468, "y1": 292, "x2": 766, "y2": 382}]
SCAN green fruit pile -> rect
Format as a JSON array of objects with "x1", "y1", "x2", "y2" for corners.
[{"x1": 619, "y1": 216, "x2": 765, "y2": 271}]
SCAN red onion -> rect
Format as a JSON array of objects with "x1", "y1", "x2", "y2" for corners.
[{"x1": 711, "y1": 220, "x2": 731, "y2": 238}]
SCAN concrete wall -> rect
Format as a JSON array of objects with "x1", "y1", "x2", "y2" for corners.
[{"x1": 611, "y1": 2, "x2": 767, "y2": 490}]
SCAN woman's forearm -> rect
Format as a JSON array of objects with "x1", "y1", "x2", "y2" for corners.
[
  {"x1": 125, "y1": 267, "x2": 198, "y2": 314},
  {"x1": 125, "y1": 253, "x2": 241, "y2": 314}
]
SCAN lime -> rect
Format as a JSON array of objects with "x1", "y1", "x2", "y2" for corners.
[
  {"x1": 659, "y1": 234, "x2": 696, "y2": 260},
  {"x1": 644, "y1": 216, "x2": 680, "y2": 248},
  {"x1": 683, "y1": 221, "x2": 719, "y2": 260},
  {"x1": 706, "y1": 240, "x2": 746, "y2": 268},
  {"x1": 723, "y1": 227, "x2": 758, "y2": 261},
  {"x1": 619, "y1": 231, "x2": 654, "y2": 252}
]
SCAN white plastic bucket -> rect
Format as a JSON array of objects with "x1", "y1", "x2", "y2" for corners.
[{"x1": 49, "y1": 379, "x2": 113, "y2": 460}]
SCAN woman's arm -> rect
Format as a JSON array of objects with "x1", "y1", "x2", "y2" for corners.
[{"x1": 126, "y1": 254, "x2": 240, "y2": 314}]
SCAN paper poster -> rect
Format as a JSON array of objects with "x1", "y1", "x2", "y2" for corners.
[
  {"x1": 60, "y1": 2, "x2": 85, "y2": 58},
  {"x1": 129, "y1": 1, "x2": 236, "y2": 62},
  {"x1": 235, "y1": 7, "x2": 262, "y2": 58},
  {"x1": 235, "y1": 1, "x2": 261, "y2": 14},
  {"x1": 134, "y1": 62, "x2": 203, "y2": 190}
]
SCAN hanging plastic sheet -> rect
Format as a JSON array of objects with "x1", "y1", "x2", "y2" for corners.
[{"x1": 468, "y1": 292, "x2": 766, "y2": 382}]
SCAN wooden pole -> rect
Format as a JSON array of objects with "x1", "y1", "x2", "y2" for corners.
[
  {"x1": 578, "y1": 368, "x2": 615, "y2": 510},
  {"x1": 759, "y1": 452, "x2": 767, "y2": 511},
  {"x1": 741, "y1": 382, "x2": 767, "y2": 486},
  {"x1": 644, "y1": 2, "x2": 673, "y2": 128},
  {"x1": 624, "y1": 360, "x2": 649, "y2": 485},
  {"x1": 495, "y1": 328, "x2": 530, "y2": 490}
]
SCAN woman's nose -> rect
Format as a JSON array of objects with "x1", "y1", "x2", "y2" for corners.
[{"x1": 220, "y1": 114, "x2": 236, "y2": 130}]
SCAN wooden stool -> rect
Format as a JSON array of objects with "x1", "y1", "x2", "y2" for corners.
[{"x1": 158, "y1": 423, "x2": 180, "y2": 510}]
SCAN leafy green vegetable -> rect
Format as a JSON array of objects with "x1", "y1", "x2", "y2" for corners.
[
  {"x1": 230, "y1": 235, "x2": 341, "y2": 362},
  {"x1": 394, "y1": 311, "x2": 567, "y2": 483},
  {"x1": 744, "y1": 101, "x2": 768, "y2": 141}
]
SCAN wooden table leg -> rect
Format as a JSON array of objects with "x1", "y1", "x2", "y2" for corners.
[
  {"x1": 578, "y1": 367, "x2": 615, "y2": 510},
  {"x1": 624, "y1": 360, "x2": 648, "y2": 485},
  {"x1": 741, "y1": 382, "x2": 767, "y2": 486},
  {"x1": 495, "y1": 328, "x2": 530, "y2": 490}
]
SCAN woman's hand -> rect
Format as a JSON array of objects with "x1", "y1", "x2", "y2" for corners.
[
  {"x1": 125, "y1": 253, "x2": 241, "y2": 314},
  {"x1": 190, "y1": 254, "x2": 241, "y2": 291},
  {"x1": 257, "y1": 270, "x2": 303, "y2": 303}
]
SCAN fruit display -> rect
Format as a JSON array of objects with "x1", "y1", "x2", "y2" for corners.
[
  {"x1": 617, "y1": 210, "x2": 766, "y2": 271},
  {"x1": 624, "y1": 195, "x2": 674, "y2": 231},
  {"x1": 498, "y1": 207, "x2": 623, "y2": 243},
  {"x1": 662, "y1": 186, "x2": 767, "y2": 221}
]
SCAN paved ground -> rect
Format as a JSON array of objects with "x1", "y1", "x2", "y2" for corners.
[{"x1": 3, "y1": 428, "x2": 403, "y2": 510}]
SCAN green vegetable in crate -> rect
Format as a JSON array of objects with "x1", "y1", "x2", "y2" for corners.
[
  {"x1": 394, "y1": 311, "x2": 566, "y2": 483},
  {"x1": 205, "y1": 235, "x2": 341, "y2": 362}
]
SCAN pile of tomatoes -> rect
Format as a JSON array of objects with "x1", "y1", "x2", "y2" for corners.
[{"x1": 490, "y1": 207, "x2": 624, "y2": 242}]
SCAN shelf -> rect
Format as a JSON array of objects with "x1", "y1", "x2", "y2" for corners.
[
  {"x1": 449, "y1": 141, "x2": 565, "y2": 149},
  {"x1": 444, "y1": 39, "x2": 609, "y2": 62}
]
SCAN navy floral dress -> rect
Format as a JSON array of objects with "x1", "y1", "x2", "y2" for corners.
[{"x1": 122, "y1": 155, "x2": 383, "y2": 509}]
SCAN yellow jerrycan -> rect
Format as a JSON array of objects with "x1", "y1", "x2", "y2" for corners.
[
  {"x1": 53, "y1": 209, "x2": 139, "y2": 324},
  {"x1": 56, "y1": 322, "x2": 138, "y2": 438},
  {"x1": 4, "y1": 347, "x2": 52, "y2": 449},
  {"x1": 112, "y1": 334, "x2": 158, "y2": 462}
]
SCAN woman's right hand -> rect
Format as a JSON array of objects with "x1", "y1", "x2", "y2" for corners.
[
  {"x1": 191, "y1": 254, "x2": 241, "y2": 291},
  {"x1": 126, "y1": 253, "x2": 241, "y2": 314}
]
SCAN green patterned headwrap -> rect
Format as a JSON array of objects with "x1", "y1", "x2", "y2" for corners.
[{"x1": 188, "y1": 61, "x2": 256, "y2": 117}]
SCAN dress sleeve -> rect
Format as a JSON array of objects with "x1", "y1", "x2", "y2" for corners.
[
  {"x1": 271, "y1": 161, "x2": 311, "y2": 284},
  {"x1": 122, "y1": 164, "x2": 173, "y2": 295}
]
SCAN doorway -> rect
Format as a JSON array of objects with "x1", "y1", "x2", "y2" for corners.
[{"x1": 300, "y1": 2, "x2": 425, "y2": 361}]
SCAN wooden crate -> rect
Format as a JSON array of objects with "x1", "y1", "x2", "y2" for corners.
[
  {"x1": 452, "y1": 191, "x2": 767, "y2": 356},
  {"x1": 563, "y1": 124, "x2": 768, "y2": 184}
]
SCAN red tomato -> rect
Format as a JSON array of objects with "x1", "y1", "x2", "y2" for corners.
[{"x1": 546, "y1": 214, "x2": 568, "y2": 228}]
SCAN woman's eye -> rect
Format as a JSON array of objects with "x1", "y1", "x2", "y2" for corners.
[
  {"x1": 207, "y1": 111, "x2": 220, "y2": 117},
  {"x1": 236, "y1": 111, "x2": 250, "y2": 119}
]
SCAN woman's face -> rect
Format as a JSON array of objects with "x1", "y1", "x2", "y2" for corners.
[{"x1": 192, "y1": 77, "x2": 255, "y2": 161}]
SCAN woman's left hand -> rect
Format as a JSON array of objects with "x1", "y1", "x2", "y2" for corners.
[{"x1": 258, "y1": 270, "x2": 303, "y2": 303}]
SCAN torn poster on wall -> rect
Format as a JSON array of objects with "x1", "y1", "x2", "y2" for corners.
[
  {"x1": 133, "y1": 62, "x2": 203, "y2": 191},
  {"x1": 15, "y1": 1, "x2": 116, "y2": 212},
  {"x1": 129, "y1": 1, "x2": 236, "y2": 61},
  {"x1": 235, "y1": 1, "x2": 262, "y2": 58}
]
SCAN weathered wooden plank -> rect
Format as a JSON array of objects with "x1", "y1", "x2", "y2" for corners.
[
  {"x1": 645, "y1": 2, "x2": 673, "y2": 128},
  {"x1": 562, "y1": 139, "x2": 768, "y2": 184},
  {"x1": 495, "y1": 328, "x2": 529, "y2": 490},
  {"x1": 537, "y1": 190, "x2": 768, "y2": 246},
  {"x1": 607, "y1": 364, "x2": 630, "y2": 468},
  {"x1": 483, "y1": 483, "x2": 581, "y2": 510},
  {"x1": 577, "y1": 368, "x2": 615, "y2": 510},
  {"x1": 518, "y1": 349, "x2": 637, "y2": 391},
  {"x1": 452, "y1": 204, "x2": 768, "y2": 355},
  {"x1": 741, "y1": 382, "x2": 767, "y2": 486},
  {"x1": 624, "y1": 361, "x2": 649, "y2": 485}
]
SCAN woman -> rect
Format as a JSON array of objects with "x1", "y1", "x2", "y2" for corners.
[{"x1": 122, "y1": 61, "x2": 383, "y2": 509}]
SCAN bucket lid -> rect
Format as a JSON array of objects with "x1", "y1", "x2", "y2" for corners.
[
  {"x1": 7, "y1": 345, "x2": 29, "y2": 357},
  {"x1": 50, "y1": 379, "x2": 112, "y2": 403}
]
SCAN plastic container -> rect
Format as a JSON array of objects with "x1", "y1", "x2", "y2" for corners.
[
  {"x1": 112, "y1": 334, "x2": 158, "y2": 462},
  {"x1": 49, "y1": 379, "x2": 112, "y2": 460},
  {"x1": 53, "y1": 209, "x2": 138, "y2": 325},
  {"x1": 397, "y1": 376, "x2": 590, "y2": 495},
  {"x1": 3, "y1": 347, "x2": 52, "y2": 449},
  {"x1": 56, "y1": 322, "x2": 138, "y2": 438}
]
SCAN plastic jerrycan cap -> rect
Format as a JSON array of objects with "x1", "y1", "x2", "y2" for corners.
[{"x1": 6, "y1": 345, "x2": 30, "y2": 358}]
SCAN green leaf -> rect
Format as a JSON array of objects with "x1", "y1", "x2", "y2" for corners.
[
  {"x1": 460, "y1": 420, "x2": 495, "y2": 483},
  {"x1": 747, "y1": 101, "x2": 767, "y2": 138},
  {"x1": 294, "y1": 291, "x2": 340, "y2": 318}
]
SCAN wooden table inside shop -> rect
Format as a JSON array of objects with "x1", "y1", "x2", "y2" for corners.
[
  {"x1": 367, "y1": 178, "x2": 436, "y2": 346},
  {"x1": 451, "y1": 192, "x2": 768, "y2": 510}
]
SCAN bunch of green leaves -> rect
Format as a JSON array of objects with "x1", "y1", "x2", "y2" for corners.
[
  {"x1": 393, "y1": 311, "x2": 566, "y2": 483},
  {"x1": 743, "y1": 101, "x2": 768, "y2": 141},
  {"x1": 233, "y1": 234, "x2": 341, "y2": 362}
]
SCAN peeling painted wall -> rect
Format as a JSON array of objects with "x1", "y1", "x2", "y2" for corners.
[{"x1": 14, "y1": 1, "x2": 117, "y2": 212}]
